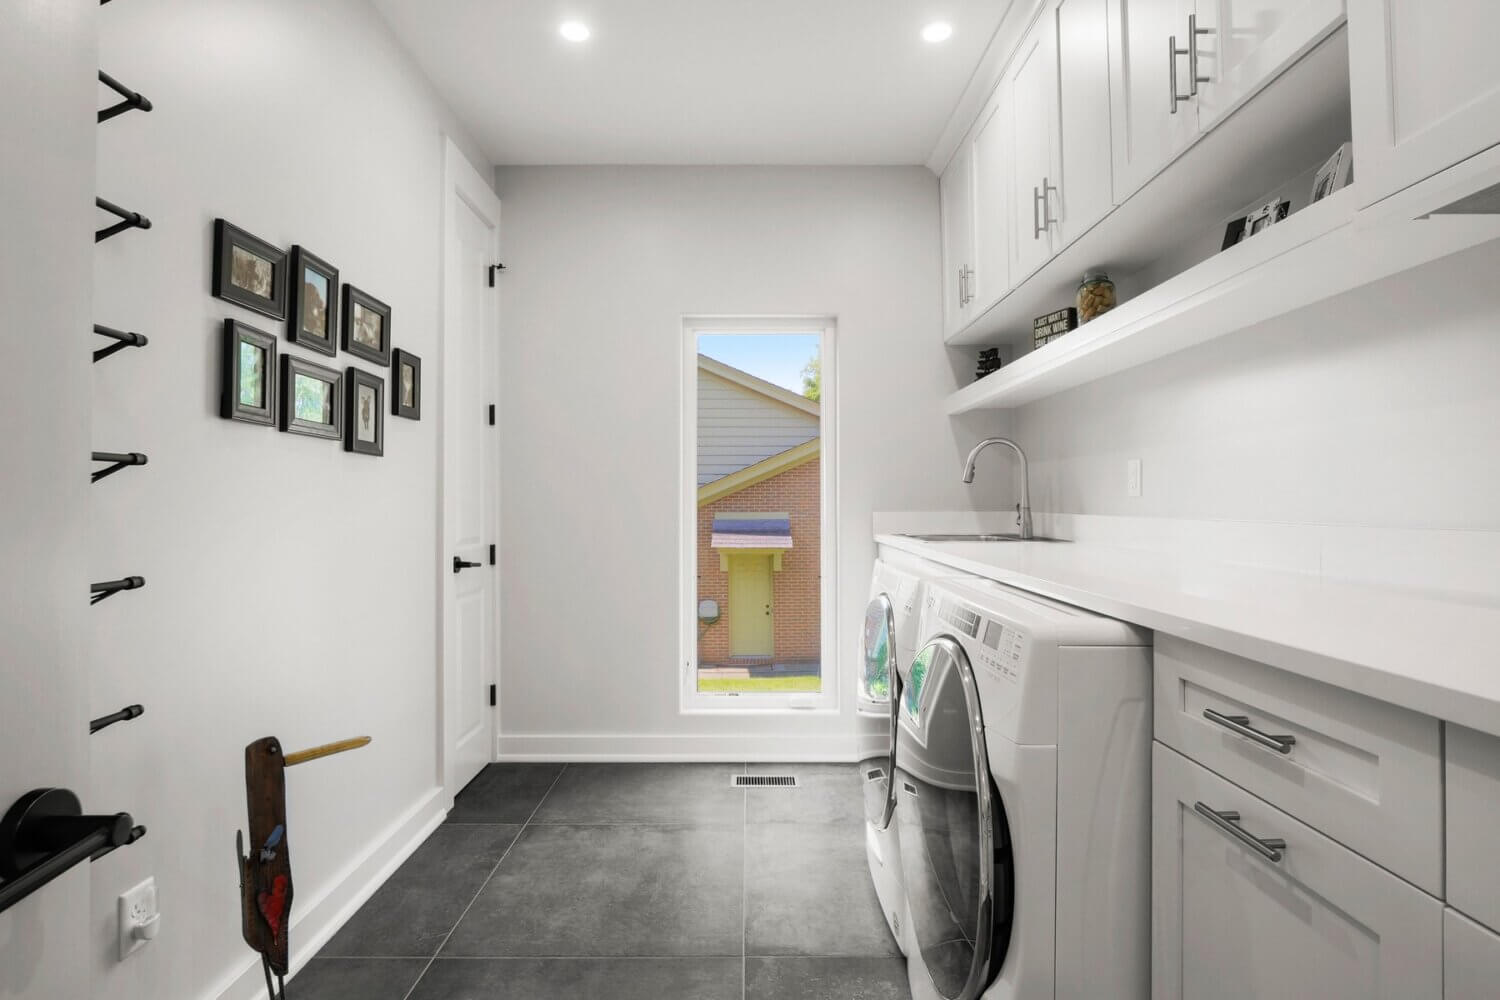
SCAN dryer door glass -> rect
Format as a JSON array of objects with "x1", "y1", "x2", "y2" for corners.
[
  {"x1": 895, "y1": 637, "x2": 1014, "y2": 1000},
  {"x1": 860, "y1": 593, "x2": 900, "y2": 831}
]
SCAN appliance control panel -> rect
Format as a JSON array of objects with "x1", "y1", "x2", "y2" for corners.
[{"x1": 977, "y1": 617, "x2": 1026, "y2": 685}]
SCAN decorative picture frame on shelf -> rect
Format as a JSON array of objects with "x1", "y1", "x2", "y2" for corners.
[
  {"x1": 213, "y1": 219, "x2": 288, "y2": 320},
  {"x1": 279, "y1": 355, "x2": 343, "y2": 440},
  {"x1": 288, "y1": 246, "x2": 338, "y2": 357},
  {"x1": 341, "y1": 285, "x2": 391, "y2": 366},
  {"x1": 1221, "y1": 199, "x2": 1291, "y2": 250},
  {"x1": 1311, "y1": 142, "x2": 1353, "y2": 204},
  {"x1": 344, "y1": 367, "x2": 384, "y2": 456},
  {"x1": 221, "y1": 319, "x2": 277, "y2": 426},
  {"x1": 391, "y1": 349, "x2": 421, "y2": 420}
]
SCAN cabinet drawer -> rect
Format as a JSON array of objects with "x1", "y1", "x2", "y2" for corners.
[
  {"x1": 1446, "y1": 725, "x2": 1500, "y2": 931},
  {"x1": 1154, "y1": 635, "x2": 1442, "y2": 893},
  {"x1": 1153, "y1": 743, "x2": 1443, "y2": 1000},
  {"x1": 1446, "y1": 907, "x2": 1500, "y2": 1000}
]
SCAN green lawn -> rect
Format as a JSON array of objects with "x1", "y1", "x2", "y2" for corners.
[{"x1": 698, "y1": 676, "x2": 823, "y2": 693}]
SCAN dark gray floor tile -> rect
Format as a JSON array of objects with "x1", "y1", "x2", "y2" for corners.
[
  {"x1": 746, "y1": 763, "x2": 864, "y2": 826},
  {"x1": 448, "y1": 763, "x2": 566, "y2": 824},
  {"x1": 746, "y1": 956, "x2": 911, "y2": 1000},
  {"x1": 321, "y1": 824, "x2": 520, "y2": 958},
  {"x1": 287, "y1": 957, "x2": 428, "y2": 1000},
  {"x1": 531, "y1": 762, "x2": 746, "y2": 825},
  {"x1": 442, "y1": 824, "x2": 743, "y2": 957},
  {"x1": 410, "y1": 957, "x2": 742, "y2": 999},
  {"x1": 746, "y1": 822, "x2": 901, "y2": 958}
]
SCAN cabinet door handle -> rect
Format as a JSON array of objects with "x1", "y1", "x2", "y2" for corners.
[
  {"x1": 1168, "y1": 35, "x2": 1192, "y2": 113},
  {"x1": 1188, "y1": 14, "x2": 1212, "y2": 95},
  {"x1": 1039, "y1": 178, "x2": 1057, "y2": 230},
  {"x1": 1193, "y1": 802, "x2": 1287, "y2": 863},
  {"x1": 957, "y1": 267, "x2": 967, "y2": 305},
  {"x1": 1203, "y1": 708, "x2": 1296, "y2": 754},
  {"x1": 1032, "y1": 185, "x2": 1044, "y2": 239}
]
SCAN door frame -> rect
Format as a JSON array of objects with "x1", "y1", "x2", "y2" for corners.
[
  {"x1": 727, "y1": 551, "x2": 776, "y2": 657},
  {"x1": 439, "y1": 137, "x2": 502, "y2": 799}
]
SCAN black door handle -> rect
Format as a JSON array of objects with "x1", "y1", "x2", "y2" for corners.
[{"x1": 453, "y1": 556, "x2": 482, "y2": 574}]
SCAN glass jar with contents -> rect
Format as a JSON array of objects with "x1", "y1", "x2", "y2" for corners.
[{"x1": 1076, "y1": 271, "x2": 1117, "y2": 323}]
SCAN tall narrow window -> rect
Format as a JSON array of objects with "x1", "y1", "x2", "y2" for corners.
[{"x1": 682, "y1": 320, "x2": 835, "y2": 710}]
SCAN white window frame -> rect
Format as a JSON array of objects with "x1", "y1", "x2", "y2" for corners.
[{"x1": 680, "y1": 316, "x2": 838, "y2": 714}]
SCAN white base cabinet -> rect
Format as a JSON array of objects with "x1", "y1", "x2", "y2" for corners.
[{"x1": 1445, "y1": 908, "x2": 1500, "y2": 1000}]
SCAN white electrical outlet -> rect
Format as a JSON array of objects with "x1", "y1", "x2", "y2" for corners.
[
  {"x1": 118, "y1": 877, "x2": 160, "y2": 960},
  {"x1": 1127, "y1": 458, "x2": 1143, "y2": 498}
]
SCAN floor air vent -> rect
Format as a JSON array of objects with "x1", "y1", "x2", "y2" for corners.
[{"x1": 733, "y1": 775, "x2": 799, "y2": 788}]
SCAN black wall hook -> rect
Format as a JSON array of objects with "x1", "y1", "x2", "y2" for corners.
[
  {"x1": 0, "y1": 789, "x2": 143, "y2": 915},
  {"x1": 95, "y1": 197, "x2": 151, "y2": 242},
  {"x1": 93, "y1": 323, "x2": 149, "y2": 362},
  {"x1": 91, "y1": 451, "x2": 148, "y2": 483},
  {"x1": 98, "y1": 70, "x2": 152, "y2": 123},
  {"x1": 91, "y1": 576, "x2": 145, "y2": 605},
  {"x1": 90, "y1": 705, "x2": 144, "y2": 734}
]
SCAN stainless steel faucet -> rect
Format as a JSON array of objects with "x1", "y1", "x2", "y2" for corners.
[{"x1": 961, "y1": 438, "x2": 1033, "y2": 540}]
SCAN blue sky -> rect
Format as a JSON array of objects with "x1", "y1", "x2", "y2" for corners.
[{"x1": 698, "y1": 333, "x2": 820, "y2": 393}]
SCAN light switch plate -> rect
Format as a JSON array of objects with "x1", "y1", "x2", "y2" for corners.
[{"x1": 118, "y1": 877, "x2": 158, "y2": 960}]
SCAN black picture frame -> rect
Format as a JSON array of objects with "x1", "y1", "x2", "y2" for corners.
[
  {"x1": 213, "y1": 219, "x2": 288, "y2": 320},
  {"x1": 392, "y1": 349, "x2": 421, "y2": 420},
  {"x1": 288, "y1": 246, "x2": 338, "y2": 356},
  {"x1": 341, "y1": 285, "x2": 391, "y2": 366},
  {"x1": 280, "y1": 355, "x2": 343, "y2": 439},
  {"x1": 344, "y1": 368, "x2": 384, "y2": 456},
  {"x1": 221, "y1": 319, "x2": 277, "y2": 425}
]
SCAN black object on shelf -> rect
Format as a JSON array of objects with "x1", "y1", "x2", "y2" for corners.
[
  {"x1": 95, "y1": 197, "x2": 151, "y2": 243},
  {"x1": 91, "y1": 576, "x2": 145, "y2": 605},
  {"x1": 91, "y1": 451, "x2": 148, "y2": 483},
  {"x1": 97, "y1": 70, "x2": 152, "y2": 123},
  {"x1": 90, "y1": 704, "x2": 144, "y2": 734},
  {"x1": 93, "y1": 324, "x2": 149, "y2": 362},
  {"x1": 0, "y1": 788, "x2": 142, "y2": 916}
]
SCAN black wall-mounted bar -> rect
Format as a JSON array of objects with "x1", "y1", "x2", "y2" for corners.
[
  {"x1": 0, "y1": 789, "x2": 142, "y2": 915},
  {"x1": 97, "y1": 70, "x2": 152, "y2": 123},
  {"x1": 91, "y1": 824, "x2": 145, "y2": 862},
  {"x1": 90, "y1": 576, "x2": 145, "y2": 605},
  {"x1": 95, "y1": 197, "x2": 151, "y2": 243},
  {"x1": 90, "y1": 704, "x2": 144, "y2": 734},
  {"x1": 93, "y1": 323, "x2": 149, "y2": 363},
  {"x1": 91, "y1": 451, "x2": 148, "y2": 483}
]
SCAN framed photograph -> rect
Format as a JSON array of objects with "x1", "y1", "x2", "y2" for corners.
[
  {"x1": 221, "y1": 319, "x2": 277, "y2": 425},
  {"x1": 1311, "y1": 142, "x2": 1353, "y2": 204},
  {"x1": 344, "y1": 368, "x2": 384, "y2": 456},
  {"x1": 341, "y1": 285, "x2": 391, "y2": 366},
  {"x1": 288, "y1": 246, "x2": 338, "y2": 356},
  {"x1": 392, "y1": 349, "x2": 421, "y2": 420},
  {"x1": 213, "y1": 219, "x2": 287, "y2": 320},
  {"x1": 1221, "y1": 199, "x2": 1291, "y2": 249},
  {"x1": 279, "y1": 355, "x2": 343, "y2": 439}
]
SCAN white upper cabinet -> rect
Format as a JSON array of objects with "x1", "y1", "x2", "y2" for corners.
[
  {"x1": 971, "y1": 84, "x2": 1013, "y2": 314},
  {"x1": 939, "y1": 136, "x2": 977, "y2": 338},
  {"x1": 1195, "y1": 0, "x2": 1345, "y2": 128},
  {"x1": 1107, "y1": 0, "x2": 1200, "y2": 201},
  {"x1": 1007, "y1": 14, "x2": 1062, "y2": 285},
  {"x1": 1054, "y1": 0, "x2": 1117, "y2": 244},
  {"x1": 1350, "y1": 0, "x2": 1500, "y2": 206}
]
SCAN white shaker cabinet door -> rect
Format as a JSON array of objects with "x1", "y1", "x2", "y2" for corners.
[
  {"x1": 1107, "y1": 0, "x2": 1199, "y2": 202},
  {"x1": 1007, "y1": 14, "x2": 1061, "y2": 285},
  {"x1": 971, "y1": 83, "x2": 1013, "y2": 316},
  {"x1": 939, "y1": 137, "x2": 977, "y2": 339},
  {"x1": 1350, "y1": 0, "x2": 1500, "y2": 206},
  {"x1": 1054, "y1": 0, "x2": 1117, "y2": 245},
  {"x1": 1194, "y1": 0, "x2": 1345, "y2": 129},
  {"x1": 1445, "y1": 908, "x2": 1500, "y2": 1000}
]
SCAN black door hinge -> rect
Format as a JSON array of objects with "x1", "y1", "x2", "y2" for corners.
[
  {"x1": 487, "y1": 263, "x2": 506, "y2": 287},
  {"x1": 488, "y1": 404, "x2": 495, "y2": 426},
  {"x1": 489, "y1": 543, "x2": 496, "y2": 566},
  {"x1": 488, "y1": 684, "x2": 496, "y2": 707}
]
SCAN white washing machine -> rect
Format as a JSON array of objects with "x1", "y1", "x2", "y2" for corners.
[{"x1": 895, "y1": 576, "x2": 1152, "y2": 1000}]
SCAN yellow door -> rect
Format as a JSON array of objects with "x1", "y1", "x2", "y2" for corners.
[{"x1": 729, "y1": 554, "x2": 774, "y2": 656}]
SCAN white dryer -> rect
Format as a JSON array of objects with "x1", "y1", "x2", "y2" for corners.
[{"x1": 895, "y1": 576, "x2": 1152, "y2": 1000}]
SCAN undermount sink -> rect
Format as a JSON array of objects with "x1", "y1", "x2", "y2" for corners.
[{"x1": 895, "y1": 532, "x2": 1064, "y2": 543}]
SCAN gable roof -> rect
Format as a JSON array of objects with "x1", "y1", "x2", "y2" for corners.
[{"x1": 698, "y1": 354, "x2": 819, "y2": 417}]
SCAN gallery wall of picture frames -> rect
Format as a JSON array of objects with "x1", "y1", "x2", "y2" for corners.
[{"x1": 213, "y1": 217, "x2": 423, "y2": 460}]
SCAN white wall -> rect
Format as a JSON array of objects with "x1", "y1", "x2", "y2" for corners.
[
  {"x1": 90, "y1": 2, "x2": 489, "y2": 998},
  {"x1": 492, "y1": 166, "x2": 997, "y2": 759}
]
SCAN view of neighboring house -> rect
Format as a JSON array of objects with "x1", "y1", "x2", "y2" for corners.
[{"x1": 695, "y1": 354, "x2": 820, "y2": 685}]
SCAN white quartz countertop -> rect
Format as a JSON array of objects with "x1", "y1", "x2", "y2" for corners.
[{"x1": 876, "y1": 532, "x2": 1500, "y2": 738}]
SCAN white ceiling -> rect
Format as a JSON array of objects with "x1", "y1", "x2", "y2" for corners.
[{"x1": 371, "y1": 0, "x2": 1011, "y2": 166}]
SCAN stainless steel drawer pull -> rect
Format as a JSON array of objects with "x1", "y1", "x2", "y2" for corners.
[
  {"x1": 1203, "y1": 708, "x2": 1296, "y2": 754},
  {"x1": 1194, "y1": 802, "x2": 1286, "y2": 863}
]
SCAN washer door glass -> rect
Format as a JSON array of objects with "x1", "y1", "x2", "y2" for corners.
[
  {"x1": 895, "y1": 637, "x2": 1014, "y2": 1000},
  {"x1": 860, "y1": 593, "x2": 900, "y2": 832}
]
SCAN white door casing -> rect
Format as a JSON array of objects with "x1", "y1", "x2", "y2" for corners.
[{"x1": 441, "y1": 139, "x2": 502, "y2": 798}]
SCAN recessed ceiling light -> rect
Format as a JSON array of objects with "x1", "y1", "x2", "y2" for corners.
[
  {"x1": 559, "y1": 21, "x2": 591, "y2": 43},
  {"x1": 922, "y1": 21, "x2": 953, "y2": 43}
]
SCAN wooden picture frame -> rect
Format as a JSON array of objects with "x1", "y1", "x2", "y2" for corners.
[
  {"x1": 344, "y1": 368, "x2": 384, "y2": 456},
  {"x1": 279, "y1": 355, "x2": 343, "y2": 439},
  {"x1": 213, "y1": 219, "x2": 288, "y2": 320},
  {"x1": 221, "y1": 320, "x2": 277, "y2": 426},
  {"x1": 341, "y1": 285, "x2": 391, "y2": 366},
  {"x1": 391, "y1": 349, "x2": 421, "y2": 420},
  {"x1": 288, "y1": 247, "x2": 338, "y2": 357}
]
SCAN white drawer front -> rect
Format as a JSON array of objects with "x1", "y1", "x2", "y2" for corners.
[
  {"x1": 1154, "y1": 635, "x2": 1442, "y2": 892},
  {"x1": 1153, "y1": 744, "x2": 1443, "y2": 1000},
  {"x1": 1446, "y1": 724, "x2": 1500, "y2": 932},
  {"x1": 1445, "y1": 907, "x2": 1500, "y2": 1000}
]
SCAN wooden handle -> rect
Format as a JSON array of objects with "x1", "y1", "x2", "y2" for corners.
[{"x1": 282, "y1": 736, "x2": 371, "y2": 767}]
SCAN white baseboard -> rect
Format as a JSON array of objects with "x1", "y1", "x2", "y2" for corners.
[
  {"x1": 496, "y1": 732, "x2": 859, "y2": 762},
  {"x1": 207, "y1": 787, "x2": 448, "y2": 1000}
]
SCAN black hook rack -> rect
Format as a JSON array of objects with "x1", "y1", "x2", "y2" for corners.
[
  {"x1": 97, "y1": 70, "x2": 152, "y2": 123},
  {"x1": 95, "y1": 197, "x2": 151, "y2": 243},
  {"x1": 91, "y1": 451, "x2": 148, "y2": 483},
  {"x1": 90, "y1": 704, "x2": 144, "y2": 734},
  {"x1": 93, "y1": 323, "x2": 149, "y2": 362},
  {"x1": 91, "y1": 576, "x2": 145, "y2": 605},
  {"x1": 0, "y1": 789, "x2": 143, "y2": 915}
]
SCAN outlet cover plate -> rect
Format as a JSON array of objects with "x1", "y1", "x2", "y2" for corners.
[{"x1": 118, "y1": 877, "x2": 157, "y2": 960}]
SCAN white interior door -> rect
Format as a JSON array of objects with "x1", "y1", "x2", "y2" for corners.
[
  {"x1": 442, "y1": 140, "x2": 502, "y2": 797},
  {"x1": 0, "y1": 0, "x2": 96, "y2": 993}
]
